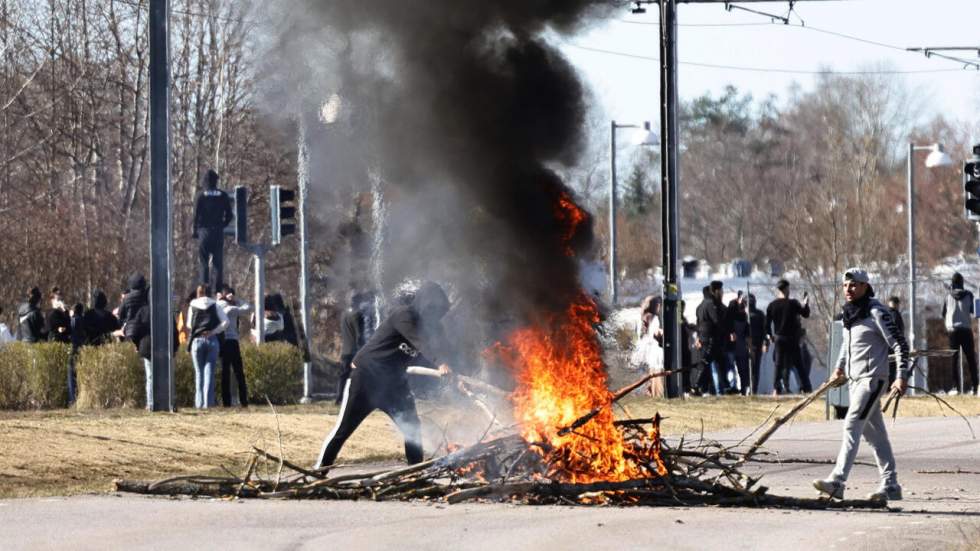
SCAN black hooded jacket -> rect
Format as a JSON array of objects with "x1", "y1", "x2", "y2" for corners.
[
  {"x1": 17, "y1": 302, "x2": 45, "y2": 343},
  {"x1": 193, "y1": 178, "x2": 233, "y2": 233},
  {"x1": 45, "y1": 307, "x2": 71, "y2": 343},
  {"x1": 695, "y1": 289, "x2": 727, "y2": 344},
  {"x1": 118, "y1": 274, "x2": 150, "y2": 342},
  {"x1": 351, "y1": 282, "x2": 453, "y2": 382},
  {"x1": 82, "y1": 290, "x2": 120, "y2": 346}
]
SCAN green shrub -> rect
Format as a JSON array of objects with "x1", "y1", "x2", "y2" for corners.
[
  {"x1": 76, "y1": 342, "x2": 143, "y2": 409},
  {"x1": 0, "y1": 342, "x2": 69, "y2": 409},
  {"x1": 72, "y1": 341, "x2": 301, "y2": 409},
  {"x1": 241, "y1": 342, "x2": 303, "y2": 404}
]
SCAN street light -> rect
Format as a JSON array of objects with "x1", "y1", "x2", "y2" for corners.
[
  {"x1": 907, "y1": 142, "x2": 953, "y2": 391},
  {"x1": 610, "y1": 120, "x2": 659, "y2": 304}
]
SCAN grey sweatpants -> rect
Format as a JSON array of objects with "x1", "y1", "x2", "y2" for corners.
[{"x1": 830, "y1": 377, "x2": 897, "y2": 485}]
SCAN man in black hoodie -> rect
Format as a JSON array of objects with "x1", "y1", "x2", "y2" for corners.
[
  {"x1": 17, "y1": 287, "x2": 46, "y2": 343},
  {"x1": 765, "y1": 279, "x2": 811, "y2": 394},
  {"x1": 315, "y1": 282, "x2": 455, "y2": 471},
  {"x1": 117, "y1": 273, "x2": 153, "y2": 408},
  {"x1": 82, "y1": 289, "x2": 120, "y2": 346},
  {"x1": 192, "y1": 169, "x2": 233, "y2": 294},
  {"x1": 695, "y1": 281, "x2": 730, "y2": 395},
  {"x1": 747, "y1": 294, "x2": 767, "y2": 395}
]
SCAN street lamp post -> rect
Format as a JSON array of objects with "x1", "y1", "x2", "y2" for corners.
[
  {"x1": 907, "y1": 142, "x2": 953, "y2": 392},
  {"x1": 609, "y1": 120, "x2": 658, "y2": 305}
]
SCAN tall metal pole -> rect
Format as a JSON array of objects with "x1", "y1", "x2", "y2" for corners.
[
  {"x1": 609, "y1": 120, "x2": 618, "y2": 305},
  {"x1": 297, "y1": 115, "x2": 314, "y2": 403},
  {"x1": 149, "y1": 0, "x2": 173, "y2": 412},
  {"x1": 906, "y1": 143, "x2": 919, "y2": 390},
  {"x1": 659, "y1": 0, "x2": 682, "y2": 376}
]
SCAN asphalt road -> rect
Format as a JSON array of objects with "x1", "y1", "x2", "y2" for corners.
[{"x1": 3, "y1": 416, "x2": 979, "y2": 551}]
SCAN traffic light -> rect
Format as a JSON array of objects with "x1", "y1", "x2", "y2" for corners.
[
  {"x1": 270, "y1": 185, "x2": 297, "y2": 245},
  {"x1": 234, "y1": 186, "x2": 248, "y2": 245},
  {"x1": 965, "y1": 145, "x2": 980, "y2": 221}
]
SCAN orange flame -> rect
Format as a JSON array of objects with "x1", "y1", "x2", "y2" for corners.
[{"x1": 489, "y1": 192, "x2": 660, "y2": 483}]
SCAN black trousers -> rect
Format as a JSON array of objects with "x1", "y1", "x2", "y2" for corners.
[
  {"x1": 734, "y1": 346, "x2": 750, "y2": 394},
  {"x1": 773, "y1": 336, "x2": 812, "y2": 394},
  {"x1": 316, "y1": 369, "x2": 422, "y2": 469},
  {"x1": 220, "y1": 338, "x2": 249, "y2": 407},
  {"x1": 949, "y1": 328, "x2": 979, "y2": 392},
  {"x1": 749, "y1": 344, "x2": 763, "y2": 395},
  {"x1": 336, "y1": 355, "x2": 353, "y2": 404},
  {"x1": 198, "y1": 227, "x2": 224, "y2": 293}
]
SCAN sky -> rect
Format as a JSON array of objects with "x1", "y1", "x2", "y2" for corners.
[{"x1": 561, "y1": 0, "x2": 980, "y2": 145}]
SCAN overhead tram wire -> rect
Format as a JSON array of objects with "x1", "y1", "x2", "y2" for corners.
[{"x1": 563, "y1": 43, "x2": 966, "y2": 75}]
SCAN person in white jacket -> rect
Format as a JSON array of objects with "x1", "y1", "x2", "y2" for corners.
[
  {"x1": 187, "y1": 285, "x2": 229, "y2": 409},
  {"x1": 813, "y1": 268, "x2": 910, "y2": 502}
]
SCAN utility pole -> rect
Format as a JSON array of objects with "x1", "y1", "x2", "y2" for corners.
[
  {"x1": 658, "y1": 0, "x2": 682, "y2": 376},
  {"x1": 149, "y1": 0, "x2": 173, "y2": 412}
]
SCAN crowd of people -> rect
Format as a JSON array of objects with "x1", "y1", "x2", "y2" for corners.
[
  {"x1": 633, "y1": 272, "x2": 979, "y2": 398},
  {"x1": 634, "y1": 279, "x2": 818, "y2": 397},
  {"x1": 0, "y1": 274, "x2": 300, "y2": 410}
]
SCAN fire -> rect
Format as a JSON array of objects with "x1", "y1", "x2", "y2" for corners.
[{"x1": 490, "y1": 192, "x2": 660, "y2": 483}]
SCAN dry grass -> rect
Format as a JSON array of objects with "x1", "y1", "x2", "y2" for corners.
[{"x1": 2, "y1": 394, "x2": 979, "y2": 498}]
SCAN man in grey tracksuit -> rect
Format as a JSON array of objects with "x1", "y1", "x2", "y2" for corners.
[{"x1": 814, "y1": 268, "x2": 910, "y2": 502}]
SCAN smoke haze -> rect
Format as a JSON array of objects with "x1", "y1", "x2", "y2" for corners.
[{"x1": 260, "y1": 1, "x2": 615, "y2": 357}]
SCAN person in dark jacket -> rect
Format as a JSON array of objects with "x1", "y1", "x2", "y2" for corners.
[
  {"x1": 118, "y1": 273, "x2": 153, "y2": 408},
  {"x1": 192, "y1": 169, "x2": 233, "y2": 294},
  {"x1": 886, "y1": 296, "x2": 905, "y2": 385},
  {"x1": 45, "y1": 288, "x2": 71, "y2": 344},
  {"x1": 747, "y1": 294, "x2": 767, "y2": 395},
  {"x1": 695, "y1": 281, "x2": 730, "y2": 395},
  {"x1": 315, "y1": 282, "x2": 455, "y2": 471},
  {"x1": 727, "y1": 293, "x2": 750, "y2": 394},
  {"x1": 336, "y1": 291, "x2": 375, "y2": 404},
  {"x1": 82, "y1": 289, "x2": 119, "y2": 346},
  {"x1": 942, "y1": 272, "x2": 977, "y2": 394},
  {"x1": 67, "y1": 303, "x2": 86, "y2": 404},
  {"x1": 187, "y1": 284, "x2": 229, "y2": 409},
  {"x1": 765, "y1": 279, "x2": 811, "y2": 394},
  {"x1": 17, "y1": 287, "x2": 46, "y2": 343}
]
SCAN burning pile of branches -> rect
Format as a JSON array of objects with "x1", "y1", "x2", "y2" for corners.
[{"x1": 114, "y1": 367, "x2": 884, "y2": 510}]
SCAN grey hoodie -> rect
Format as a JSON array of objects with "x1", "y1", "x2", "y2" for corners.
[
  {"x1": 943, "y1": 289, "x2": 975, "y2": 332},
  {"x1": 837, "y1": 299, "x2": 911, "y2": 381}
]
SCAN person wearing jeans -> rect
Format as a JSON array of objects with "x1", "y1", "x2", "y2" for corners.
[{"x1": 187, "y1": 285, "x2": 229, "y2": 409}]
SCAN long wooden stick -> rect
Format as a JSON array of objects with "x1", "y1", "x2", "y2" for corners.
[{"x1": 738, "y1": 375, "x2": 845, "y2": 464}]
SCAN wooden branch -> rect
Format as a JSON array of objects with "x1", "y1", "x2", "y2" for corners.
[
  {"x1": 558, "y1": 367, "x2": 690, "y2": 436},
  {"x1": 738, "y1": 375, "x2": 845, "y2": 464}
]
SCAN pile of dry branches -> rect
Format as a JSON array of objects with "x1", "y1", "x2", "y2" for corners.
[{"x1": 115, "y1": 372, "x2": 887, "y2": 510}]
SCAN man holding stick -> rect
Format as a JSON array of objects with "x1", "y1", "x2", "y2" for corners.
[
  {"x1": 813, "y1": 268, "x2": 910, "y2": 501},
  {"x1": 314, "y1": 282, "x2": 455, "y2": 471}
]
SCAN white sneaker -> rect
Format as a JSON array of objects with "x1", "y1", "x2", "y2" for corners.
[
  {"x1": 812, "y1": 479, "x2": 844, "y2": 499},
  {"x1": 867, "y1": 484, "x2": 902, "y2": 501}
]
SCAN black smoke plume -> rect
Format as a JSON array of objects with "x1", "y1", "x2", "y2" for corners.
[{"x1": 264, "y1": 1, "x2": 614, "y2": 343}]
